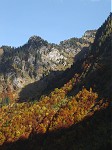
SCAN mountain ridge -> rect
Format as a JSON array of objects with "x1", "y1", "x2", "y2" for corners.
[{"x1": 0, "y1": 30, "x2": 96, "y2": 102}]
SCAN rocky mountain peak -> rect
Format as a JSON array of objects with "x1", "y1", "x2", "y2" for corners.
[
  {"x1": 28, "y1": 35, "x2": 48, "y2": 47},
  {"x1": 82, "y1": 30, "x2": 97, "y2": 42},
  {"x1": 28, "y1": 35, "x2": 42, "y2": 42},
  {"x1": 83, "y1": 30, "x2": 96, "y2": 38}
]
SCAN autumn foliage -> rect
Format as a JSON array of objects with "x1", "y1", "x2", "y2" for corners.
[{"x1": 0, "y1": 74, "x2": 109, "y2": 146}]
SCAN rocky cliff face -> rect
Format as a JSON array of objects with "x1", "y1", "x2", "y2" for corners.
[{"x1": 0, "y1": 30, "x2": 96, "y2": 100}]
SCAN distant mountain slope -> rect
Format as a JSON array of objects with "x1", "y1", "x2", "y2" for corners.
[{"x1": 0, "y1": 30, "x2": 96, "y2": 101}]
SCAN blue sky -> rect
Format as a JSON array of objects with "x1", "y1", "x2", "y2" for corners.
[{"x1": 0, "y1": 0, "x2": 110, "y2": 47}]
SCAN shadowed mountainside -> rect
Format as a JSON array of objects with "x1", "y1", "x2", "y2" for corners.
[
  {"x1": 0, "y1": 105, "x2": 111, "y2": 150},
  {"x1": 18, "y1": 54, "x2": 84, "y2": 102}
]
